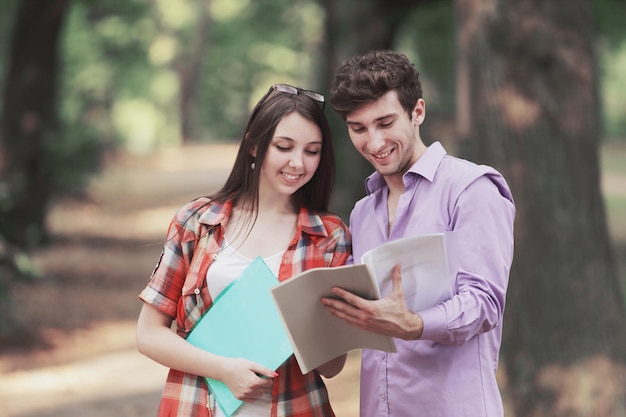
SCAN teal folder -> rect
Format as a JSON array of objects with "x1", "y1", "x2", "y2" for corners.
[{"x1": 186, "y1": 257, "x2": 293, "y2": 417}]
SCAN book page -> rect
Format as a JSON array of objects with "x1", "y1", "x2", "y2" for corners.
[
  {"x1": 271, "y1": 263, "x2": 396, "y2": 374},
  {"x1": 361, "y1": 233, "x2": 453, "y2": 313}
]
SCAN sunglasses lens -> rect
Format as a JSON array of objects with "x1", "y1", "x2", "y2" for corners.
[
  {"x1": 264, "y1": 84, "x2": 325, "y2": 110},
  {"x1": 274, "y1": 84, "x2": 298, "y2": 95},
  {"x1": 304, "y1": 91, "x2": 325, "y2": 106}
]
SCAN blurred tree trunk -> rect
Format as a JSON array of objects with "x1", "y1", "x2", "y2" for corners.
[
  {"x1": 455, "y1": 0, "x2": 626, "y2": 416},
  {"x1": 0, "y1": 0, "x2": 69, "y2": 248},
  {"x1": 177, "y1": 1, "x2": 212, "y2": 144}
]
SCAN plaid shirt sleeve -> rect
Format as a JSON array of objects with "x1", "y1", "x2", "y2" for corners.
[
  {"x1": 139, "y1": 199, "x2": 210, "y2": 318},
  {"x1": 140, "y1": 215, "x2": 188, "y2": 317},
  {"x1": 138, "y1": 198, "x2": 222, "y2": 417}
]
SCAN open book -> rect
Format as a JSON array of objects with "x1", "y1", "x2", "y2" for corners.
[
  {"x1": 270, "y1": 263, "x2": 397, "y2": 374},
  {"x1": 270, "y1": 233, "x2": 453, "y2": 374}
]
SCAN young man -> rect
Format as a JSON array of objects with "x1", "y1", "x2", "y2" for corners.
[{"x1": 322, "y1": 50, "x2": 516, "y2": 417}]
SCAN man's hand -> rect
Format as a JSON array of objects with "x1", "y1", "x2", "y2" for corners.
[{"x1": 321, "y1": 264, "x2": 424, "y2": 340}]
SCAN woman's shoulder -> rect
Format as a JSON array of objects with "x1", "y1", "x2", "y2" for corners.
[
  {"x1": 165, "y1": 197, "x2": 227, "y2": 243},
  {"x1": 174, "y1": 197, "x2": 214, "y2": 222}
]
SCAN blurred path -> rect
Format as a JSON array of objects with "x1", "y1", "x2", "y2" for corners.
[{"x1": 0, "y1": 143, "x2": 360, "y2": 417}]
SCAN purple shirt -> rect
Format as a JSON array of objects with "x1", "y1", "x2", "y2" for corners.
[{"x1": 350, "y1": 142, "x2": 515, "y2": 417}]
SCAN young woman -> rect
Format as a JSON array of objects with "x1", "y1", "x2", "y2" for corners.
[{"x1": 136, "y1": 84, "x2": 351, "y2": 417}]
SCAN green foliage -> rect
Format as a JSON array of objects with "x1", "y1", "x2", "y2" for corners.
[
  {"x1": 196, "y1": 0, "x2": 326, "y2": 141},
  {"x1": 45, "y1": 123, "x2": 109, "y2": 196},
  {"x1": 3, "y1": 0, "x2": 626, "y2": 207},
  {"x1": 60, "y1": 0, "x2": 155, "y2": 149},
  {"x1": 54, "y1": 0, "x2": 626, "y2": 148},
  {"x1": 594, "y1": 0, "x2": 626, "y2": 49},
  {"x1": 595, "y1": 0, "x2": 626, "y2": 141},
  {"x1": 600, "y1": 42, "x2": 626, "y2": 141},
  {"x1": 2, "y1": 0, "x2": 329, "y2": 248},
  {"x1": 53, "y1": 0, "x2": 327, "y2": 152},
  {"x1": 39, "y1": 0, "x2": 165, "y2": 199}
]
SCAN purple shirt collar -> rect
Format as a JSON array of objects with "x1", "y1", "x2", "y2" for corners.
[{"x1": 364, "y1": 141, "x2": 446, "y2": 194}]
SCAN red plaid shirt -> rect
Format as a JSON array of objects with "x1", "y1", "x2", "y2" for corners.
[{"x1": 139, "y1": 197, "x2": 351, "y2": 417}]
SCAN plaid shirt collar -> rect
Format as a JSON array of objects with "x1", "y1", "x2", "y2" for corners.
[{"x1": 198, "y1": 199, "x2": 329, "y2": 237}]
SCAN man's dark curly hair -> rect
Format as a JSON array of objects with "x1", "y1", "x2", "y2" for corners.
[{"x1": 330, "y1": 50, "x2": 423, "y2": 120}]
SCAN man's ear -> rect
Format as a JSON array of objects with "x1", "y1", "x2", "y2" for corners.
[{"x1": 412, "y1": 98, "x2": 426, "y2": 126}]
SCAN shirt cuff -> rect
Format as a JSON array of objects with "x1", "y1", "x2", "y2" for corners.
[
  {"x1": 139, "y1": 286, "x2": 178, "y2": 319},
  {"x1": 417, "y1": 305, "x2": 448, "y2": 340}
]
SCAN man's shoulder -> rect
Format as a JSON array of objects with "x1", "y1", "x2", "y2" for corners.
[
  {"x1": 438, "y1": 155, "x2": 502, "y2": 184},
  {"x1": 437, "y1": 156, "x2": 513, "y2": 202}
]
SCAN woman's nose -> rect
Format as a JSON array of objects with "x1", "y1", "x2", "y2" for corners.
[{"x1": 289, "y1": 154, "x2": 303, "y2": 168}]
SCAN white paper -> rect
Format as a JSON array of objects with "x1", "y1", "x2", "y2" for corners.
[{"x1": 361, "y1": 233, "x2": 453, "y2": 312}]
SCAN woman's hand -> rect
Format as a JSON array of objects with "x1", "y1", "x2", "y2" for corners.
[
  {"x1": 137, "y1": 303, "x2": 278, "y2": 398},
  {"x1": 219, "y1": 358, "x2": 277, "y2": 402}
]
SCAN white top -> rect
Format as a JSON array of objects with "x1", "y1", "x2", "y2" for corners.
[{"x1": 207, "y1": 239, "x2": 284, "y2": 417}]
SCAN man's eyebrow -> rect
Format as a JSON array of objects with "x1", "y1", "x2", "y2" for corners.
[{"x1": 346, "y1": 113, "x2": 397, "y2": 125}]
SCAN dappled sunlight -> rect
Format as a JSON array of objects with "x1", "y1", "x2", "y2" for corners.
[
  {"x1": 47, "y1": 202, "x2": 182, "y2": 241},
  {"x1": 601, "y1": 144, "x2": 626, "y2": 242},
  {"x1": 602, "y1": 41, "x2": 626, "y2": 138},
  {"x1": 156, "y1": 0, "x2": 195, "y2": 28},
  {"x1": 148, "y1": 143, "x2": 238, "y2": 172},
  {"x1": 496, "y1": 86, "x2": 541, "y2": 132},
  {"x1": 112, "y1": 98, "x2": 173, "y2": 153},
  {"x1": 0, "y1": 321, "x2": 164, "y2": 416},
  {"x1": 148, "y1": 34, "x2": 177, "y2": 65},
  {"x1": 0, "y1": 346, "x2": 168, "y2": 416},
  {"x1": 150, "y1": 70, "x2": 179, "y2": 105},
  {"x1": 210, "y1": 0, "x2": 251, "y2": 21}
]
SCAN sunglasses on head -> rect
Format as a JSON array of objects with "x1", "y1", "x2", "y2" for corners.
[
  {"x1": 271, "y1": 83, "x2": 325, "y2": 109},
  {"x1": 253, "y1": 83, "x2": 326, "y2": 116}
]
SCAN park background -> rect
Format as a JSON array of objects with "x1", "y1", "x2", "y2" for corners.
[{"x1": 1, "y1": 1, "x2": 626, "y2": 416}]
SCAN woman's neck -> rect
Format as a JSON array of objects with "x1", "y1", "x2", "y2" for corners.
[
  {"x1": 257, "y1": 193, "x2": 297, "y2": 216},
  {"x1": 226, "y1": 197, "x2": 298, "y2": 259}
]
